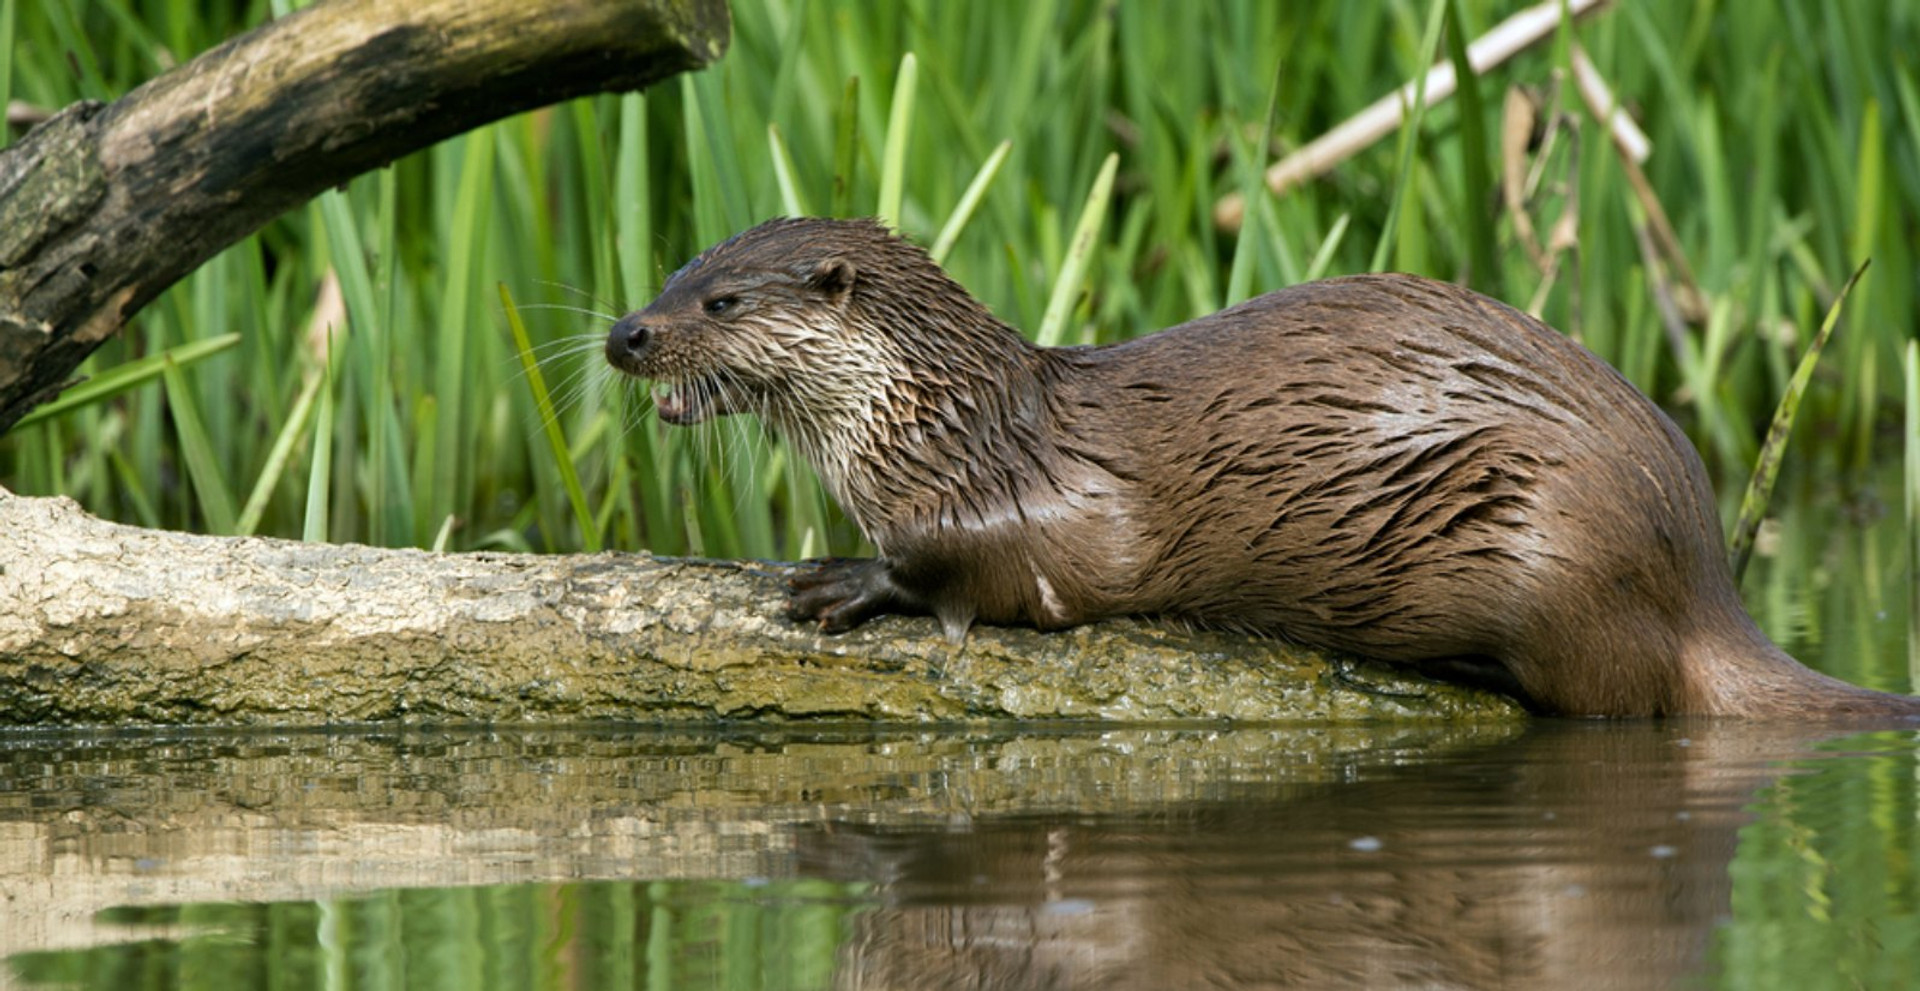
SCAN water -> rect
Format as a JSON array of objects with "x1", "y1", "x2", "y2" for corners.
[
  {"x1": 4, "y1": 474, "x2": 1918, "y2": 990},
  {"x1": 2, "y1": 719, "x2": 1916, "y2": 990}
]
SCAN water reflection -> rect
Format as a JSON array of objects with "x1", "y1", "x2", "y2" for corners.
[
  {"x1": 3, "y1": 721, "x2": 1915, "y2": 989},
  {"x1": 9, "y1": 879, "x2": 869, "y2": 990},
  {"x1": 810, "y1": 724, "x2": 1798, "y2": 989}
]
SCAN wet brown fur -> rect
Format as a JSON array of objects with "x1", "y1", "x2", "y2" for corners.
[{"x1": 607, "y1": 217, "x2": 1920, "y2": 719}]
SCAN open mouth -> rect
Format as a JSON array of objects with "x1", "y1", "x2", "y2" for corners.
[{"x1": 652, "y1": 380, "x2": 718, "y2": 425}]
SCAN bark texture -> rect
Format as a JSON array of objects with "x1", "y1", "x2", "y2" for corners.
[
  {"x1": 0, "y1": 487, "x2": 1520, "y2": 726},
  {"x1": 0, "y1": 0, "x2": 730, "y2": 434}
]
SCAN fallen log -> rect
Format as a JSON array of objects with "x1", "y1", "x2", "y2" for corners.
[{"x1": 0, "y1": 487, "x2": 1520, "y2": 726}]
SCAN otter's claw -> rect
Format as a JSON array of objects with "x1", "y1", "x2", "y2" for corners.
[{"x1": 786, "y1": 558, "x2": 909, "y2": 633}]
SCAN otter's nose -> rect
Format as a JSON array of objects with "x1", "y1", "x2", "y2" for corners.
[{"x1": 605, "y1": 312, "x2": 651, "y2": 365}]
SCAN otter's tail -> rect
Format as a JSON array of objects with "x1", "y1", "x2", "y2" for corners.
[{"x1": 1682, "y1": 603, "x2": 1920, "y2": 719}]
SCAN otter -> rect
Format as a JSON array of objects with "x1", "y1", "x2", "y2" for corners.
[{"x1": 605, "y1": 216, "x2": 1920, "y2": 719}]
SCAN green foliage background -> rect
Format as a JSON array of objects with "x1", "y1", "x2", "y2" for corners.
[{"x1": 4, "y1": 0, "x2": 1916, "y2": 569}]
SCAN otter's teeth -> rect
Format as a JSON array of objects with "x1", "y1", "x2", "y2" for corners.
[{"x1": 651, "y1": 382, "x2": 682, "y2": 421}]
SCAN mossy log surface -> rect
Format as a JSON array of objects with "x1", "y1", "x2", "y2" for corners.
[
  {"x1": 0, "y1": 0, "x2": 729, "y2": 434},
  {"x1": 0, "y1": 487, "x2": 1522, "y2": 726}
]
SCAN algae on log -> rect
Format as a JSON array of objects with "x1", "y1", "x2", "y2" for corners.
[
  {"x1": 0, "y1": 0, "x2": 729, "y2": 435},
  {"x1": 0, "y1": 488, "x2": 1521, "y2": 726}
]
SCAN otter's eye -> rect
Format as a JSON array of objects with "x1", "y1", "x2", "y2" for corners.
[{"x1": 703, "y1": 295, "x2": 738, "y2": 316}]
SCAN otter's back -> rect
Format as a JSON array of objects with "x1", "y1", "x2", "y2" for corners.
[{"x1": 1062, "y1": 274, "x2": 1731, "y2": 707}]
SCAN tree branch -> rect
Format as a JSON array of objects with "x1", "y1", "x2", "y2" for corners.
[{"x1": 0, "y1": 0, "x2": 729, "y2": 434}]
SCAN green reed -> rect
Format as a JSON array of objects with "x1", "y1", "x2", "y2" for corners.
[
  {"x1": 8, "y1": 877, "x2": 864, "y2": 991},
  {"x1": 3, "y1": 0, "x2": 1916, "y2": 572}
]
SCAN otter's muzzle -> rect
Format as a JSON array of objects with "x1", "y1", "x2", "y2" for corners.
[{"x1": 605, "y1": 313, "x2": 652, "y2": 375}]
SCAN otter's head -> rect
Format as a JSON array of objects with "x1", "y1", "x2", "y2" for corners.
[
  {"x1": 606, "y1": 217, "x2": 917, "y2": 428},
  {"x1": 607, "y1": 217, "x2": 1039, "y2": 531}
]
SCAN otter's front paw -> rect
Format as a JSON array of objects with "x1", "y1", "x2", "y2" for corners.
[{"x1": 786, "y1": 558, "x2": 905, "y2": 633}]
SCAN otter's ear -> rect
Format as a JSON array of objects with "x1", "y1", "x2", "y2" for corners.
[{"x1": 806, "y1": 257, "x2": 856, "y2": 300}]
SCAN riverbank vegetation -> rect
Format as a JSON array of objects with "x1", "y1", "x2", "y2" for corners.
[{"x1": 4, "y1": 2, "x2": 1914, "y2": 598}]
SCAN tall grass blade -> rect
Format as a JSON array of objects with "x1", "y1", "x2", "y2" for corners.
[
  {"x1": 430, "y1": 130, "x2": 497, "y2": 539},
  {"x1": 371, "y1": 168, "x2": 411, "y2": 542},
  {"x1": 1443, "y1": 0, "x2": 1498, "y2": 294},
  {"x1": 1728, "y1": 260, "x2": 1868, "y2": 581},
  {"x1": 1369, "y1": 0, "x2": 1450, "y2": 274},
  {"x1": 40, "y1": 1, "x2": 109, "y2": 97},
  {"x1": 236, "y1": 373, "x2": 323, "y2": 537},
  {"x1": 303, "y1": 335, "x2": 337, "y2": 544},
  {"x1": 570, "y1": 100, "x2": 618, "y2": 298},
  {"x1": 1897, "y1": 71, "x2": 1920, "y2": 187},
  {"x1": 0, "y1": 0, "x2": 15, "y2": 150},
  {"x1": 768, "y1": 124, "x2": 811, "y2": 217},
  {"x1": 615, "y1": 93, "x2": 652, "y2": 306},
  {"x1": 1844, "y1": 101, "x2": 1884, "y2": 470},
  {"x1": 877, "y1": 52, "x2": 918, "y2": 229},
  {"x1": 318, "y1": 193, "x2": 379, "y2": 350},
  {"x1": 405, "y1": 397, "x2": 433, "y2": 548},
  {"x1": 12, "y1": 334, "x2": 241, "y2": 430},
  {"x1": 1304, "y1": 214, "x2": 1352, "y2": 283},
  {"x1": 161, "y1": 357, "x2": 237, "y2": 535},
  {"x1": 1037, "y1": 152, "x2": 1119, "y2": 347},
  {"x1": 831, "y1": 76, "x2": 859, "y2": 218},
  {"x1": 106, "y1": 447, "x2": 160, "y2": 530},
  {"x1": 1907, "y1": 340, "x2": 1920, "y2": 690},
  {"x1": 500, "y1": 283, "x2": 600, "y2": 553},
  {"x1": 1226, "y1": 49, "x2": 1288, "y2": 307},
  {"x1": 929, "y1": 140, "x2": 1011, "y2": 265},
  {"x1": 690, "y1": 70, "x2": 752, "y2": 235},
  {"x1": 318, "y1": 186, "x2": 400, "y2": 542},
  {"x1": 763, "y1": 0, "x2": 811, "y2": 127}
]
